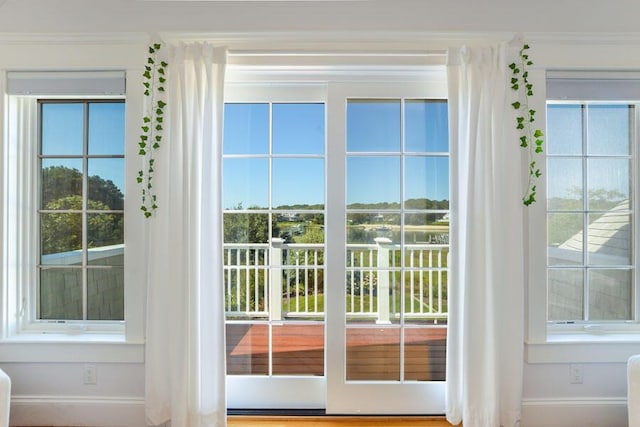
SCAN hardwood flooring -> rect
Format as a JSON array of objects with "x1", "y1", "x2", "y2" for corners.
[{"x1": 228, "y1": 416, "x2": 457, "y2": 426}]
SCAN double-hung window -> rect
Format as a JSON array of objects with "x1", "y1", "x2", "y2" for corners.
[
  {"x1": 4, "y1": 71, "x2": 127, "y2": 334},
  {"x1": 546, "y1": 72, "x2": 640, "y2": 326}
]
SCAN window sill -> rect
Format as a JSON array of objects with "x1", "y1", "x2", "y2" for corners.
[
  {"x1": 526, "y1": 333, "x2": 640, "y2": 364},
  {"x1": 0, "y1": 334, "x2": 144, "y2": 363}
]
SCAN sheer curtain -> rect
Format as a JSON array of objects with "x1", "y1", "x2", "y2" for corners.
[
  {"x1": 145, "y1": 43, "x2": 228, "y2": 427},
  {"x1": 446, "y1": 44, "x2": 525, "y2": 427}
]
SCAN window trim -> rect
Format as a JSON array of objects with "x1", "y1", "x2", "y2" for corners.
[
  {"x1": 1, "y1": 69, "x2": 146, "y2": 351},
  {"x1": 526, "y1": 70, "x2": 640, "y2": 363}
]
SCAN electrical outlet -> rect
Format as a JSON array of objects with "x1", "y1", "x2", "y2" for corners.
[
  {"x1": 83, "y1": 364, "x2": 97, "y2": 385},
  {"x1": 570, "y1": 364, "x2": 583, "y2": 384}
]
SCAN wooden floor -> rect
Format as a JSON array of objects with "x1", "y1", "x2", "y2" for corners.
[
  {"x1": 226, "y1": 323, "x2": 446, "y2": 381},
  {"x1": 228, "y1": 416, "x2": 457, "y2": 426}
]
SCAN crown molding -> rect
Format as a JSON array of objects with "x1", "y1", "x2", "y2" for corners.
[
  {"x1": 0, "y1": 32, "x2": 150, "y2": 45},
  {"x1": 524, "y1": 32, "x2": 640, "y2": 45}
]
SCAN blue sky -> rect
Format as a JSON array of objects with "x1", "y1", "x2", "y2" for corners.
[
  {"x1": 223, "y1": 100, "x2": 450, "y2": 210},
  {"x1": 41, "y1": 102, "x2": 125, "y2": 194}
]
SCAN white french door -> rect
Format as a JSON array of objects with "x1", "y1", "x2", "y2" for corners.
[
  {"x1": 325, "y1": 81, "x2": 448, "y2": 414},
  {"x1": 224, "y1": 76, "x2": 449, "y2": 413}
]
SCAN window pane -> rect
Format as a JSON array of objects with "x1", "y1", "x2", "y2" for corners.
[
  {"x1": 587, "y1": 212, "x2": 631, "y2": 266},
  {"x1": 223, "y1": 158, "x2": 268, "y2": 210},
  {"x1": 40, "y1": 213, "x2": 82, "y2": 264},
  {"x1": 223, "y1": 213, "x2": 269, "y2": 244},
  {"x1": 347, "y1": 100, "x2": 400, "y2": 152},
  {"x1": 347, "y1": 156, "x2": 400, "y2": 206},
  {"x1": 404, "y1": 213, "x2": 449, "y2": 245},
  {"x1": 273, "y1": 103, "x2": 324, "y2": 155},
  {"x1": 39, "y1": 268, "x2": 82, "y2": 320},
  {"x1": 223, "y1": 103, "x2": 269, "y2": 155},
  {"x1": 589, "y1": 269, "x2": 632, "y2": 320},
  {"x1": 547, "y1": 104, "x2": 583, "y2": 155},
  {"x1": 404, "y1": 327, "x2": 446, "y2": 381},
  {"x1": 405, "y1": 100, "x2": 448, "y2": 153},
  {"x1": 226, "y1": 323, "x2": 269, "y2": 375},
  {"x1": 88, "y1": 159, "x2": 124, "y2": 210},
  {"x1": 272, "y1": 323, "x2": 324, "y2": 376},
  {"x1": 41, "y1": 103, "x2": 84, "y2": 155},
  {"x1": 272, "y1": 158, "x2": 324, "y2": 209},
  {"x1": 273, "y1": 213, "x2": 324, "y2": 244},
  {"x1": 587, "y1": 105, "x2": 631, "y2": 156},
  {"x1": 41, "y1": 160, "x2": 83, "y2": 209},
  {"x1": 548, "y1": 213, "x2": 583, "y2": 266},
  {"x1": 87, "y1": 213, "x2": 124, "y2": 266},
  {"x1": 587, "y1": 158, "x2": 629, "y2": 211},
  {"x1": 405, "y1": 156, "x2": 449, "y2": 204},
  {"x1": 547, "y1": 158, "x2": 582, "y2": 211},
  {"x1": 548, "y1": 268, "x2": 584, "y2": 321},
  {"x1": 346, "y1": 213, "x2": 399, "y2": 245},
  {"x1": 88, "y1": 102, "x2": 125, "y2": 155},
  {"x1": 346, "y1": 326, "x2": 400, "y2": 381},
  {"x1": 87, "y1": 267, "x2": 124, "y2": 320}
]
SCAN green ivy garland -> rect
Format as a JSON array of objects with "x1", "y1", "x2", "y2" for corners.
[
  {"x1": 138, "y1": 43, "x2": 168, "y2": 218},
  {"x1": 509, "y1": 44, "x2": 544, "y2": 206}
]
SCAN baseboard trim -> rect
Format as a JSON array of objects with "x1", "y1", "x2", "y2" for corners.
[
  {"x1": 521, "y1": 397, "x2": 628, "y2": 427},
  {"x1": 10, "y1": 395, "x2": 145, "y2": 427}
]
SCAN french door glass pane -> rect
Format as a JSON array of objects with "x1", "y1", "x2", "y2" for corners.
[
  {"x1": 223, "y1": 103, "x2": 269, "y2": 155},
  {"x1": 272, "y1": 158, "x2": 324, "y2": 209},
  {"x1": 273, "y1": 103, "x2": 325, "y2": 155},
  {"x1": 347, "y1": 100, "x2": 400, "y2": 152},
  {"x1": 405, "y1": 100, "x2": 449, "y2": 153},
  {"x1": 223, "y1": 158, "x2": 269, "y2": 210},
  {"x1": 347, "y1": 156, "x2": 400, "y2": 206}
]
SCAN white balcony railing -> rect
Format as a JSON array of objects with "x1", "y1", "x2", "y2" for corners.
[{"x1": 223, "y1": 239, "x2": 449, "y2": 323}]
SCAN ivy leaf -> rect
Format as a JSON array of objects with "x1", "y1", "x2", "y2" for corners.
[
  {"x1": 145, "y1": 66, "x2": 152, "y2": 72},
  {"x1": 141, "y1": 126, "x2": 149, "y2": 132},
  {"x1": 136, "y1": 177, "x2": 143, "y2": 183},
  {"x1": 520, "y1": 136, "x2": 528, "y2": 147},
  {"x1": 159, "y1": 77, "x2": 166, "y2": 83},
  {"x1": 535, "y1": 169, "x2": 542, "y2": 178},
  {"x1": 148, "y1": 46, "x2": 155, "y2": 54},
  {"x1": 517, "y1": 117, "x2": 525, "y2": 123},
  {"x1": 143, "y1": 71, "x2": 151, "y2": 79},
  {"x1": 527, "y1": 61, "x2": 533, "y2": 66},
  {"x1": 153, "y1": 143, "x2": 160, "y2": 149},
  {"x1": 158, "y1": 87, "x2": 165, "y2": 92},
  {"x1": 140, "y1": 135, "x2": 148, "y2": 141},
  {"x1": 157, "y1": 100, "x2": 167, "y2": 108},
  {"x1": 511, "y1": 77, "x2": 518, "y2": 84},
  {"x1": 155, "y1": 124, "x2": 163, "y2": 131},
  {"x1": 148, "y1": 57, "x2": 155, "y2": 64},
  {"x1": 511, "y1": 84, "x2": 519, "y2": 90},
  {"x1": 535, "y1": 146, "x2": 543, "y2": 153},
  {"x1": 144, "y1": 211, "x2": 152, "y2": 218},
  {"x1": 512, "y1": 101, "x2": 521, "y2": 109},
  {"x1": 158, "y1": 68, "x2": 165, "y2": 75},
  {"x1": 161, "y1": 61, "x2": 168, "y2": 68},
  {"x1": 509, "y1": 63, "x2": 516, "y2": 70},
  {"x1": 535, "y1": 139, "x2": 544, "y2": 146},
  {"x1": 139, "y1": 149, "x2": 146, "y2": 155},
  {"x1": 143, "y1": 82, "x2": 150, "y2": 88},
  {"x1": 143, "y1": 116, "x2": 151, "y2": 123},
  {"x1": 523, "y1": 44, "x2": 530, "y2": 50},
  {"x1": 156, "y1": 117, "x2": 164, "y2": 123},
  {"x1": 534, "y1": 129, "x2": 544, "y2": 138},
  {"x1": 153, "y1": 43, "x2": 161, "y2": 50},
  {"x1": 155, "y1": 135, "x2": 162, "y2": 142},
  {"x1": 156, "y1": 108, "x2": 163, "y2": 115},
  {"x1": 517, "y1": 123, "x2": 524, "y2": 130}
]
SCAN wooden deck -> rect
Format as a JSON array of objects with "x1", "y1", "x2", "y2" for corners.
[{"x1": 226, "y1": 323, "x2": 446, "y2": 381}]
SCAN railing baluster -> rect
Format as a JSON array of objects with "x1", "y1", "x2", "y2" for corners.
[{"x1": 438, "y1": 249, "x2": 443, "y2": 314}]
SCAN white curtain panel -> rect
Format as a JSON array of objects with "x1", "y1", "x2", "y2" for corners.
[
  {"x1": 446, "y1": 44, "x2": 525, "y2": 427},
  {"x1": 145, "y1": 43, "x2": 228, "y2": 427}
]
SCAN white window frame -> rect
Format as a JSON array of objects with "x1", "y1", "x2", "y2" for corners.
[
  {"x1": 1, "y1": 71, "x2": 145, "y2": 356},
  {"x1": 526, "y1": 70, "x2": 640, "y2": 363}
]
